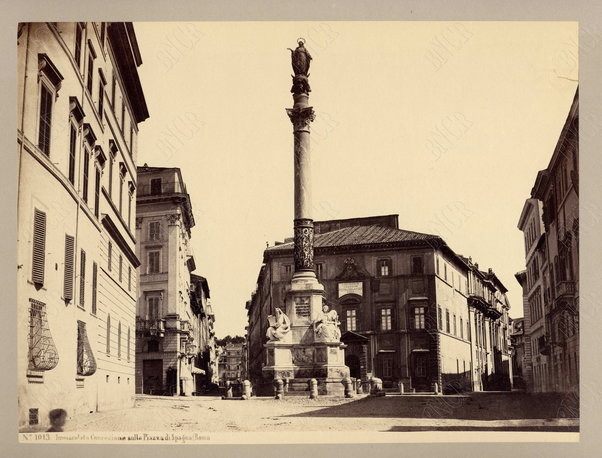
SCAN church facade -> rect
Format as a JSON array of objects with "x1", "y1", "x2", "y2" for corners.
[{"x1": 246, "y1": 215, "x2": 512, "y2": 393}]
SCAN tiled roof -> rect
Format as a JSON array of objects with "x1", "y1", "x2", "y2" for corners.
[{"x1": 267, "y1": 224, "x2": 440, "y2": 253}]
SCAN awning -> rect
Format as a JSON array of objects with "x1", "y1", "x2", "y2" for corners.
[{"x1": 191, "y1": 367, "x2": 206, "y2": 375}]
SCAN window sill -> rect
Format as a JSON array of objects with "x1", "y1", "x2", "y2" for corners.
[{"x1": 26, "y1": 370, "x2": 44, "y2": 384}]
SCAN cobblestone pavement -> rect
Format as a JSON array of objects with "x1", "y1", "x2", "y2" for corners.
[{"x1": 65, "y1": 392, "x2": 579, "y2": 433}]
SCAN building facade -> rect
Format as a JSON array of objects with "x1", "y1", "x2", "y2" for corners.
[
  {"x1": 217, "y1": 343, "x2": 245, "y2": 384},
  {"x1": 247, "y1": 215, "x2": 512, "y2": 394},
  {"x1": 190, "y1": 274, "x2": 218, "y2": 391},
  {"x1": 517, "y1": 88, "x2": 579, "y2": 393},
  {"x1": 17, "y1": 22, "x2": 149, "y2": 430},
  {"x1": 135, "y1": 166, "x2": 212, "y2": 396},
  {"x1": 510, "y1": 316, "x2": 527, "y2": 390}
]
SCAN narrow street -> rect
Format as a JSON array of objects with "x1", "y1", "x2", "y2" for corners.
[{"x1": 64, "y1": 392, "x2": 578, "y2": 433}]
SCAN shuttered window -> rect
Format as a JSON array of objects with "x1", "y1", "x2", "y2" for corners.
[
  {"x1": 98, "y1": 78, "x2": 105, "y2": 117},
  {"x1": 106, "y1": 314, "x2": 111, "y2": 354},
  {"x1": 94, "y1": 168, "x2": 100, "y2": 217},
  {"x1": 63, "y1": 234, "x2": 75, "y2": 301},
  {"x1": 68, "y1": 124, "x2": 77, "y2": 184},
  {"x1": 74, "y1": 23, "x2": 83, "y2": 67},
  {"x1": 128, "y1": 266, "x2": 131, "y2": 291},
  {"x1": 86, "y1": 51, "x2": 94, "y2": 94},
  {"x1": 108, "y1": 241, "x2": 112, "y2": 271},
  {"x1": 92, "y1": 262, "x2": 97, "y2": 314},
  {"x1": 31, "y1": 209, "x2": 47, "y2": 286},
  {"x1": 79, "y1": 249, "x2": 86, "y2": 307},
  {"x1": 117, "y1": 321, "x2": 122, "y2": 358},
  {"x1": 38, "y1": 84, "x2": 53, "y2": 155},
  {"x1": 127, "y1": 327, "x2": 131, "y2": 361},
  {"x1": 119, "y1": 255, "x2": 123, "y2": 282},
  {"x1": 82, "y1": 148, "x2": 90, "y2": 203}
]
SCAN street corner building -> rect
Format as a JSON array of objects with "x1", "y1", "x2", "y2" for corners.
[
  {"x1": 135, "y1": 166, "x2": 217, "y2": 397},
  {"x1": 17, "y1": 22, "x2": 149, "y2": 430},
  {"x1": 246, "y1": 215, "x2": 513, "y2": 395},
  {"x1": 516, "y1": 88, "x2": 579, "y2": 394}
]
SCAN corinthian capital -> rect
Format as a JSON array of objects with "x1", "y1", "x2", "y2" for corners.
[{"x1": 286, "y1": 106, "x2": 316, "y2": 132}]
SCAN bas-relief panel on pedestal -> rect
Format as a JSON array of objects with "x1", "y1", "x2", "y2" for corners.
[{"x1": 292, "y1": 347, "x2": 314, "y2": 365}]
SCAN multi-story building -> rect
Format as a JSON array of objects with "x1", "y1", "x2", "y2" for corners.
[
  {"x1": 247, "y1": 215, "x2": 512, "y2": 394},
  {"x1": 135, "y1": 165, "x2": 209, "y2": 396},
  {"x1": 510, "y1": 316, "x2": 528, "y2": 390},
  {"x1": 517, "y1": 199, "x2": 548, "y2": 392},
  {"x1": 217, "y1": 343, "x2": 245, "y2": 384},
  {"x1": 190, "y1": 274, "x2": 218, "y2": 391},
  {"x1": 17, "y1": 22, "x2": 149, "y2": 430},
  {"x1": 517, "y1": 88, "x2": 579, "y2": 393}
]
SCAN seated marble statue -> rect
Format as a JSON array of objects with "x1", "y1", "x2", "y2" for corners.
[
  {"x1": 314, "y1": 302, "x2": 341, "y2": 341},
  {"x1": 266, "y1": 307, "x2": 291, "y2": 342}
]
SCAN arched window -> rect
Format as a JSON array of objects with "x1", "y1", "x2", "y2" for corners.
[{"x1": 106, "y1": 314, "x2": 111, "y2": 354}]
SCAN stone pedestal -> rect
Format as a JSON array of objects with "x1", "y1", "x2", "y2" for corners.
[{"x1": 262, "y1": 272, "x2": 349, "y2": 395}]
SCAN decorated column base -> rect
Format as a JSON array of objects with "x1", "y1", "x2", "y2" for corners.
[{"x1": 261, "y1": 272, "x2": 350, "y2": 396}]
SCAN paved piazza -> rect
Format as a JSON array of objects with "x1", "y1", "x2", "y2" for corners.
[{"x1": 62, "y1": 392, "x2": 578, "y2": 433}]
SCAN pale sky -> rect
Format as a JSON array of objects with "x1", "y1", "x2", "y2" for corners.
[{"x1": 133, "y1": 21, "x2": 578, "y2": 338}]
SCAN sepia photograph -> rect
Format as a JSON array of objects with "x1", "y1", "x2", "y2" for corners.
[{"x1": 10, "y1": 10, "x2": 591, "y2": 450}]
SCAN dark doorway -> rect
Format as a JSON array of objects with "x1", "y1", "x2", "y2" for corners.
[
  {"x1": 375, "y1": 353, "x2": 396, "y2": 389},
  {"x1": 142, "y1": 359, "x2": 163, "y2": 395},
  {"x1": 345, "y1": 354, "x2": 361, "y2": 379},
  {"x1": 411, "y1": 352, "x2": 429, "y2": 391},
  {"x1": 166, "y1": 366, "x2": 177, "y2": 395}
]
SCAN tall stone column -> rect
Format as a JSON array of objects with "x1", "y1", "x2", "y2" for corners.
[
  {"x1": 287, "y1": 91, "x2": 316, "y2": 277},
  {"x1": 261, "y1": 39, "x2": 348, "y2": 396}
]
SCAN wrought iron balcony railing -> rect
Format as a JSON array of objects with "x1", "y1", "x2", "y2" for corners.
[
  {"x1": 555, "y1": 280, "x2": 576, "y2": 300},
  {"x1": 137, "y1": 181, "x2": 188, "y2": 198},
  {"x1": 136, "y1": 318, "x2": 166, "y2": 337}
]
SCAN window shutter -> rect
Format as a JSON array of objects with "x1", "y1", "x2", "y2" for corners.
[
  {"x1": 79, "y1": 249, "x2": 86, "y2": 307},
  {"x1": 92, "y1": 262, "x2": 97, "y2": 314},
  {"x1": 108, "y1": 241, "x2": 112, "y2": 271},
  {"x1": 63, "y1": 234, "x2": 75, "y2": 300},
  {"x1": 32, "y1": 209, "x2": 47, "y2": 285}
]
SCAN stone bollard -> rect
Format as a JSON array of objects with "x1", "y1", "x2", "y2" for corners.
[
  {"x1": 274, "y1": 377, "x2": 284, "y2": 400},
  {"x1": 343, "y1": 377, "x2": 354, "y2": 398},
  {"x1": 399, "y1": 381, "x2": 404, "y2": 394},
  {"x1": 357, "y1": 381, "x2": 363, "y2": 395},
  {"x1": 433, "y1": 382, "x2": 441, "y2": 395},
  {"x1": 225, "y1": 381, "x2": 233, "y2": 399},
  {"x1": 308, "y1": 378, "x2": 318, "y2": 399},
  {"x1": 284, "y1": 378, "x2": 289, "y2": 393},
  {"x1": 242, "y1": 380, "x2": 252, "y2": 400}
]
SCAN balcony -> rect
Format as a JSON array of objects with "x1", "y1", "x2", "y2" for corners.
[
  {"x1": 555, "y1": 281, "x2": 576, "y2": 300},
  {"x1": 136, "y1": 318, "x2": 165, "y2": 337},
  {"x1": 137, "y1": 181, "x2": 187, "y2": 198}
]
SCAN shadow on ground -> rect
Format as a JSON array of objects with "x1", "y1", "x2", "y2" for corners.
[{"x1": 283, "y1": 392, "x2": 580, "y2": 421}]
